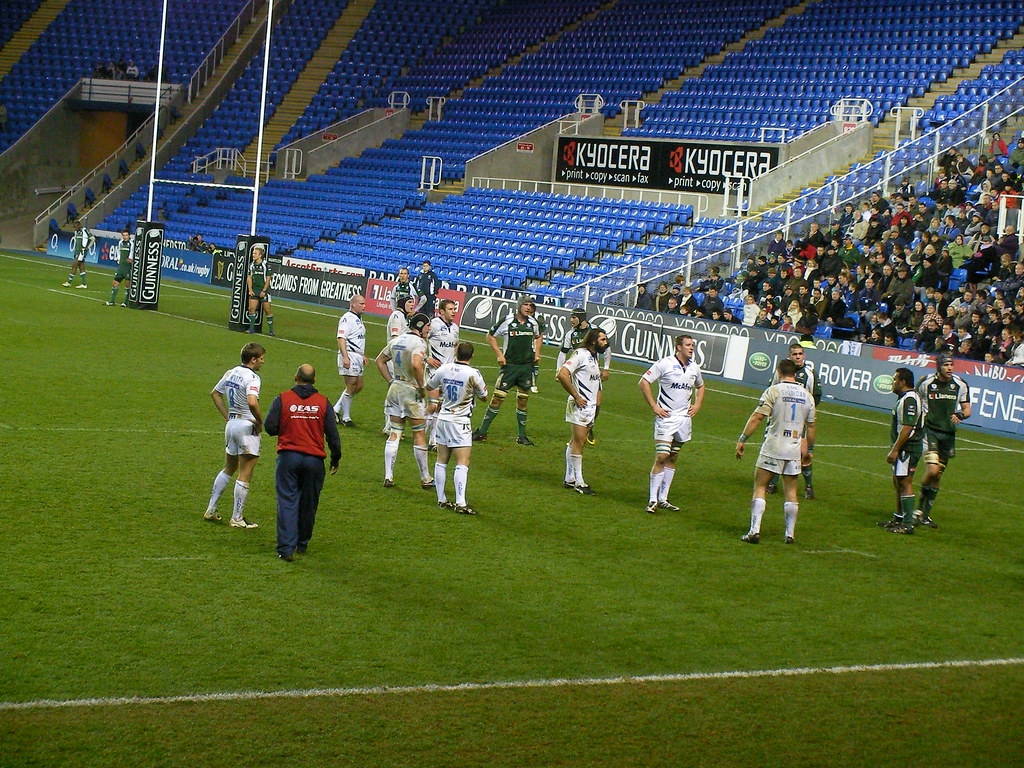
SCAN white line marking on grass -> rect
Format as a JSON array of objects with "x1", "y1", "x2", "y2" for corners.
[
  {"x1": 140, "y1": 555, "x2": 212, "y2": 561},
  {"x1": 801, "y1": 548, "x2": 878, "y2": 558},
  {"x1": 1, "y1": 657, "x2": 1021, "y2": 711}
]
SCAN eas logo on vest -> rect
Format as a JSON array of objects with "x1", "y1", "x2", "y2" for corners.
[{"x1": 289, "y1": 404, "x2": 321, "y2": 413}]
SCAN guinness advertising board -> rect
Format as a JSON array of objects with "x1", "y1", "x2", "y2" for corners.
[
  {"x1": 210, "y1": 249, "x2": 234, "y2": 288},
  {"x1": 128, "y1": 221, "x2": 163, "y2": 310},
  {"x1": 228, "y1": 235, "x2": 271, "y2": 332},
  {"x1": 554, "y1": 137, "x2": 780, "y2": 195},
  {"x1": 458, "y1": 291, "x2": 733, "y2": 376},
  {"x1": 270, "y1": 263, "x2": 367, "y2": 309}
]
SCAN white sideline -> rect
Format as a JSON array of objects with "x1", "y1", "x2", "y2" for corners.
[{"x1": 1, "y1": 657, "x2": 1021, "y2": 712}]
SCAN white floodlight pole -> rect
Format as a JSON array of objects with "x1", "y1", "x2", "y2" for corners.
[
  {"x1": 145, "y1": 0, "x2": 170, "y2": 221},
  {"x1": 251, "y1": 0, "x2": 274, "y2": 235}
]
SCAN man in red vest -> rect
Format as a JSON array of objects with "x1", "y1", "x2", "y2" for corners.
[{"x1": 265, "y1": 364, "x2": 341, "y2": 561}]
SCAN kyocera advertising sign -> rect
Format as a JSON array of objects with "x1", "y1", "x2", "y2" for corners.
[{"x1": 554, "y1": 137, "x2": 780, "y2": 194}]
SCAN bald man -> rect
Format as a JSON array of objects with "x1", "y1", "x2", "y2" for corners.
[{"x1": 264, "y1": 364, "x2": 341, "y2": 561}]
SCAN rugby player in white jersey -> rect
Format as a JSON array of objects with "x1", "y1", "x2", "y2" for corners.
[
  {"x1": 425, "y1": 341, "x2": 488, "y2": 514},
  {"x1": 638, "y1": 335, "x2": 706, "y2": 513},
  {"x1": 557, "y1": 328, "x2": 609, "y2": 495},
  {"x1": 425, "y1": 298, "x2": 460, "y2": 447},
  {"x1": 380, "y1": 296, "x2": 416, "y2": 434},
  {"x1": 556, "y1": 309, "x2": 611, "y2": 445},
  {"x1": 736, "y1": 358, "x2": 816, "y2": 544},
  {"x1": 204, "y1": 342, "x2": 265, "y2": 528},
  {"x1": 333, "y1": 294, "x2": 367, "y2": 427},
  {"x1": 375, "y1": 313, "x2": 433, "y2": 488}
]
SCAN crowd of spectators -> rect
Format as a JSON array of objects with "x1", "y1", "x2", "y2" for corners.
[
  {"x1": 635, "y1": 133, "x2": 1024, "y2": 367},
  {"x1": 92, "y1": 59, "x2": 156, "y2": 82}
]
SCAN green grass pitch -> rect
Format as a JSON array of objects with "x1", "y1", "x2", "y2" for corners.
[{"x1": 1, "y1": 251, "x2": 1022, "y2": 767}]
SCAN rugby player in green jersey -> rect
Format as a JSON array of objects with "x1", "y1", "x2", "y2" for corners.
[
  {"x1": 105, "y1": 228, "x2": 134, "y2": 306},
  {"x1": 880, "y1": 367, "x2": 924, "y2": 534},
  {"x1": 913, "y1": 353, "x2": 971, "y2": 528},
  {"x1": 473, "y1": 297, "x2": 542, "y2": 445},
  {"x1": 246, "y1": 245, "x2": 275, "y2": 336}
]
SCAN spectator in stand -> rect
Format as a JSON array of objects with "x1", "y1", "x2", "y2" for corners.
[
  {"x1": 679, "y1": 285, "x2": 699, "y2": 314},
  {"x1": 946, "y1": 178, "x2": 966, "y2": 208},
  {"x1": 799, "y1": 222, "x2": 828, "y2": 251},
  {"x1": 665, "y1": 296, "x2": 681, "y2": 315},
  {"x1": 852, "y1": 275, "x2": 880, "y2": 315},
  {"x1": 869, "y1": 191, "x2": 890, "y2": 217},
  {"x1": 864, "y1": 218, "x2": 886, "y2": 248},
  {"x1": 996, "y1": 261, "x2": 1024, "y2": 297},
  {"x1": 189, "y1": 234, "x2": 215, "y2": 253},
  {"x1": 915, "y1": 316, "x2": 942, "y2": 352},
  {"x1": 817, "y1": 245, "x2": 843, "y2": 279},
  {"x1": 884, "y1": 263, "x2": 915, "y2": 308},
  {"x1": 948, "y1": 233, "x2": 973, "y2": 266},
  {"x1": 895, "y1": 177, "x2": 916, "y2": 199},
  {"x1": 635, "y1": 283, "x2": 654, "y2": 310},
  {"x1": 997, "y1": 226, "x2": 1020, "y2": 260},
  {"x1": 698, "y1": 267, "x2": 724, "y2": 294},
  {"x1": 125, "y1": 60, "x2": 139, "y2": 80},
  {"x1": 1009, "y1": 138, "x2": 1024, "y2": 173},
  {"x1": 937, "y1": 215, "x2": 961, "y2": 243},
  {"x1": 966, "y1": 236, "x2": 999, "y2": 284},
  {"x1": 767, "y1": 231, "x2": 786, "y2": 257},
  {"x1": 837, "y1": 203, "x2": 856, "y2": 234},
  {"x1": 741, "y1": 294, "x2": 759, "y2": 326},
  {"x1": 890, "y1": 202, "x2": 912, "y2": 230},
  {"x1": 653, "y1": 283, "x2": 671, "y2": 312},
  {"x1": 700, "y1": 286, "x2": 724, "y2": 318},
  {"x1": 988, "y1": 132, "x2": 1009, "y2": 158},
  {"x1": 785, "y1": 265, "x2": 810, "y2": 295},
  {"x1": 0, "y1": 103, "x2": 7, "y2": 131},
  {"x1": 1009, "y1": 326, "x2": 1024, "y2": 366}
]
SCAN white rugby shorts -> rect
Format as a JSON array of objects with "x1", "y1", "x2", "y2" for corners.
[
  {"x1": 224, "y1": 417, "x2": 260, "y2": 456},
  {"x1": 434, "y1": 419, "x2": 473, "y2": 448},
  {"x1": 654, "y1": 409, "x2": 692, "y2": 443},
  {"x1": 338, "y1": 352, "x2": 364, "y2": 377},
  {"x1": 755, "y1": 453, "x2": 800, "y2": 476},
  {"x1": 565, "y1": 398, "x2": 597, "y2": 427},
  {"x1": 385, "y1": 381, "x2": 426, "y2": 420}
]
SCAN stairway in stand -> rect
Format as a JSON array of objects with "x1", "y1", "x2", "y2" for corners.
[
  {"x1": 0, "y1": 0, "x2": 72, "y2": 82},
  {"x1": 241, "y1": 0, "x2": 378, "y2": 170}
]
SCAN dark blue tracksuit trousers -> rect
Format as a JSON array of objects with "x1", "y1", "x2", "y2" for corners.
[{"x1": 275, "y1": 450, "x2": 326, "y2": 557}]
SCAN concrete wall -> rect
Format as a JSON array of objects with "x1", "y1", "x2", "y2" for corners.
[
  {"x1": 0, "y1": 98, "x2": 83, "y2": 223},
  {"x1": 464, "y1": 113, "x2": 604, "y2": 185},
  {"x1": 747, "y1": 121, "x2": 874, "y2": 211},
  {"x1": 292, "y1": 108, "x2": 411, "y2": 178}
]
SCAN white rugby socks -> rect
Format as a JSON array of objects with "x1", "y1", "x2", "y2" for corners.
[
  {"x1": 232, "y1": 481, "x2": 249, "y2": 520},
  {"x1": 384, "y1": 439, "x2": 399, "y2": 481},
  {"x1": 453, "y1": 465, "x2": 469, "y2": 507},
  {"x1": 659, "y1": 467, "x2": 676, "y2": 502},
  {"x1": 748, "y1": 497, "x2": 766, "y2": 536},
  {"x1": 207, "y1": 471, "x2": 231, "y2": 513},
  {"x1": 784, "y1": 502, "x2": 799, "y2": 540}
]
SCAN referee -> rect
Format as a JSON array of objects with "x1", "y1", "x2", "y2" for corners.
[{"x1": 265, "y1": 364, "x2": 341, "y2": 561}]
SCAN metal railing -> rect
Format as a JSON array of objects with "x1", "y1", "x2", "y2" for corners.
[
  {"x1": 192, "y1": 147, "x2": 245, "y2": 174},
  {"x1": 470, "y1": 176, "x2": 710, "y2": 213},
  {"x1": 563, "y1": 78, "x2": 1024, "y2": 308},
  {"x1": 188, "y1": 0, "x2": 265, "y2": 102},
  {"x1": 77, "y1": 78, "x2": 180, "y2": 105}
]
